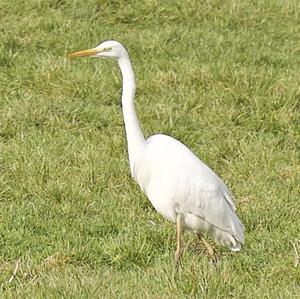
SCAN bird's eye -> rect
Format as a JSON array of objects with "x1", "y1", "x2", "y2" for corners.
[{"x1": 103, "y1": 47, "x2": 113, "y2": 52}]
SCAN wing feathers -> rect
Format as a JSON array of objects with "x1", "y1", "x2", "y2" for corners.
[{"x1": 176, "y1": 177, "x2": 244, "y2": 243}]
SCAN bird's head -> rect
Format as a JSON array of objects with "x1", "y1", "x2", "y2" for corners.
[{"x1": 69, "y1": 40, "x2": 128, "y2": 60}]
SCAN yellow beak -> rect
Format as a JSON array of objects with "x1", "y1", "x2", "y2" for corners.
[{"x1": 68, "y1": 47, "x2": 103, "y2": 58}]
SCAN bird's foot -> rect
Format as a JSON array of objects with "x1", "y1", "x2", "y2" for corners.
[
  {"x1": 209, "y1": 252, "x2": 219, "y2": 265},
  {"x1": 175, "y1": 247, "x2": 183, "y2": 270},
  {"x1": 197, "y1": 234, "x2": 218, "y2": 265}
]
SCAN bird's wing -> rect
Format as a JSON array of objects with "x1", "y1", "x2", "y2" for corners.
[
  {"x1": 147, "y1": 134, "x2": 237, "y2": 212},
  {"x1": 175, "y1": 175, "x2": 244, "y2": 241},
  {"x1": 144, "y1": 134, "x2": 243, "y2": 241}
]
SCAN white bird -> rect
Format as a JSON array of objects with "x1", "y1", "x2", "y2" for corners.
[{"x1": 69, "y1": 40, "x2": 244, "y2": 266}]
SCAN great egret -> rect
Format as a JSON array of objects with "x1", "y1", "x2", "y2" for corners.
[{"x1": 69, "y1": 40, "x2": 244, "y2": 266}]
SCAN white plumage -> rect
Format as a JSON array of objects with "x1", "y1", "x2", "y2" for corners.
[
  {"x1": 69, "y1": 40, "x2": 244, "y2": 265},
  {"x1": 140, "y1": 134, "x2": 244, "y2": 251}
]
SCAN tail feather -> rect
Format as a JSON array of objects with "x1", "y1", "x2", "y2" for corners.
[
  {"x1": 231, "y1": 213, "x2": 245, "y2": 244},
  {"x1": 213, "y1": 223, "x2": 244, "y2": 251}
]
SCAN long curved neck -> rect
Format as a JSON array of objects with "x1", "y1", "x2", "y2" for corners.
[{"x1": 118, "y1": 55, "x2": 146, "y2": 174}]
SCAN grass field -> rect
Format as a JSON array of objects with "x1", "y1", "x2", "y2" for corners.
[{"x1": 0, "y1": 0, "x2": 299, "y2": 298}]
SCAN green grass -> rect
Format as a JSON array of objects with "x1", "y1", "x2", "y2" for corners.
[{"x1": 0, "y1": 0, "x2": 299, "y2": 297}]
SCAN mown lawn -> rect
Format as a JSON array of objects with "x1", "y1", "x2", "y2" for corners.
[{"x1": 0, "y1": 0, "x2": 299, "y2": 298}]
